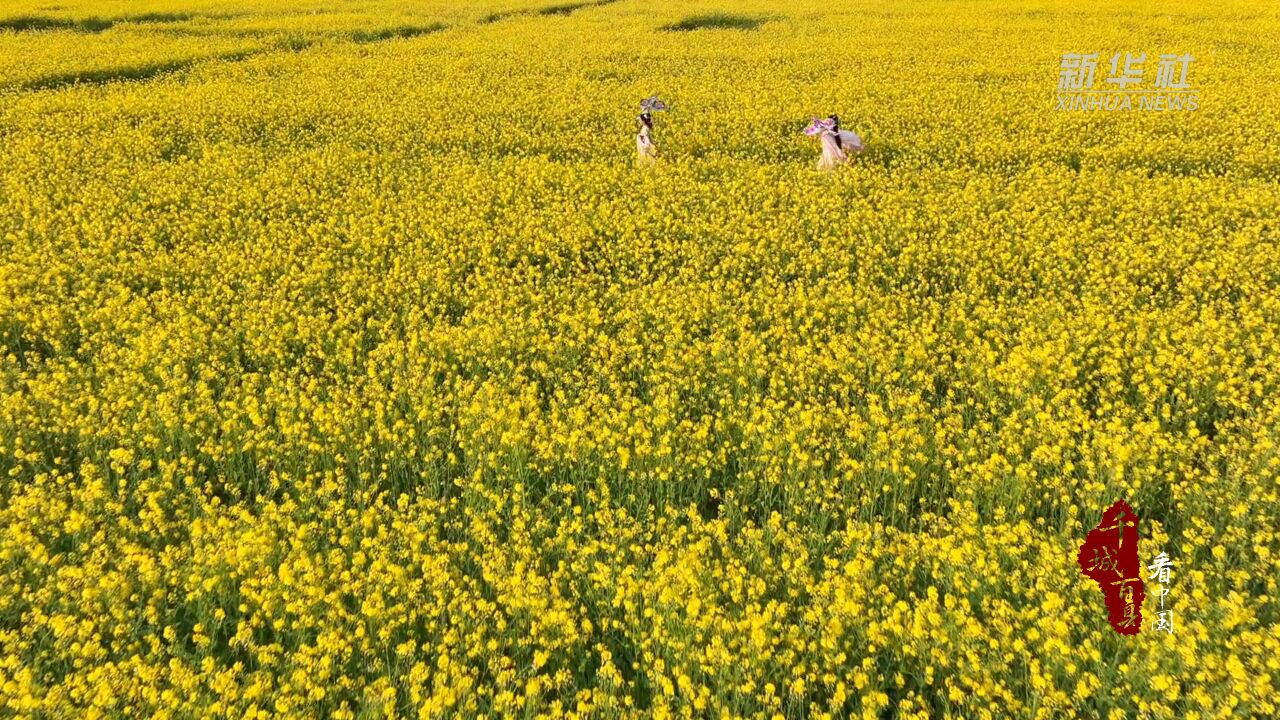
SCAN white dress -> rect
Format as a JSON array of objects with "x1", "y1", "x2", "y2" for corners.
[
  {"x1": 818, "y1": 129, "x2": 864, "y2": 170},
  {"x1": 636, "y1": 117, "x2": 657, "y2": 165}
]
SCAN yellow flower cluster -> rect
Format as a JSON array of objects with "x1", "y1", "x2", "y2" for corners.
[{"x1": 2, "y1": 0, "x2": 1279, "y2": 717}]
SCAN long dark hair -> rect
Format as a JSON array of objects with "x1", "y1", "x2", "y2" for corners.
[
  {"x1": 829, "y1": 114, "x2": 842, "y2": 149},
  {"x1": 640, "y1": 111, "x2": 653, "y2": 129}
]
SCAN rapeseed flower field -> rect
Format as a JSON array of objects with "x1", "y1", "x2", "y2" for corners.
[{"x1": 1, "y1": 0, "x2": 1278, "y2": 717}]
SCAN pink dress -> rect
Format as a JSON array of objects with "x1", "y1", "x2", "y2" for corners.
[{"x1": 818, "y1": 129, "x2": 864, "y2": 170}]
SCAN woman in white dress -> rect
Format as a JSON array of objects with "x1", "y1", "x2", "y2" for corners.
[
  {"x1": 636, "y1": 95, "x2": 667, "y2": 166},
  {"x1": 803, "y1": 114, "x2": 864, "y2": 170}
]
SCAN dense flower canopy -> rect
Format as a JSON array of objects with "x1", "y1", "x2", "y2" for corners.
[{"x1": 1, "y1": 0, "x2": 1278, "y2": 718}]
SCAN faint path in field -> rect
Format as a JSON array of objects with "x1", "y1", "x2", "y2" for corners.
[
  {"x1": 480, "y1": 0, "x2": 621, "y2": 25},
  {"x1": 0, "y1": 12, "x2": 220, "y2": 33},
  {"x1": 16, "y1": 41, "x2": 310, "y2": 92},
  {"x1": 4, "y1": 0, "x2": 626, "y2": 94},
  {"x1": 9, "y1": 23, "x2": 447, "y2": 93},
  {"x1": 658, "y1": 14, "x2": 773, "y2": 32},
  {"x1": 348, "y1": 24, "x2": 446, "y2": 44},
  {"x1": 21, "y1": 50, "x2": 265, "y2": 91}
]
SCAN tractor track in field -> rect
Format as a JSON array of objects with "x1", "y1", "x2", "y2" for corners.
[
  {"x1": 5, "y1": 24, "x2": 448, "y2": 93},
  {"x1": 4, "y1": 0, "x2": 629, "y2": 95}
]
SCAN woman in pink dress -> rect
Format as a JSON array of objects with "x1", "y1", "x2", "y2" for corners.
[{"x1": 803, "y1": 114, "x2": 865, "y2": 170}]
